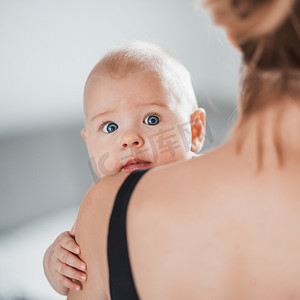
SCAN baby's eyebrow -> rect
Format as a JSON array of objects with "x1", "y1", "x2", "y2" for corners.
[
  {"x1": 90, "y1": 102, "x2": 168, "y2": 121},
  {"x1": 138, "y1": 102, "x2": 169, "y2": 108},
  {"x1": 90, "y1": 109, "x2": 114, "y2": 121}
]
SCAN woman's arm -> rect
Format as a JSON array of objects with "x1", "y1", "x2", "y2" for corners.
[{"x1": 67, "y1": 174, "x2": 129, "y2": 300}]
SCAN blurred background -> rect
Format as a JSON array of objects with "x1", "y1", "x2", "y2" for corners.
[{"x1": 0, "y1": 0, "x2": 240, "y2": 299}]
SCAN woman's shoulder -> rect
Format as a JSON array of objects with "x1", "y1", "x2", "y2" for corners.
[
  {"x1": 73, "y1": 173, "x2": 129, "y2": 299},
  {"x1": 76, "y1": 173, "x2": 130, "y2": 236},
  {"x1": 125, "y1": 150, "x2": 236, "y2": 298},
  {"x1": 126, "y1": 142, "x2": 242, "y2": 245},
  {"x1": 76, "y1": 171, "x2": 131, "y2": 246},
  {"x1": 130, "y1": 145, "x2": 233, "y2": 205}
]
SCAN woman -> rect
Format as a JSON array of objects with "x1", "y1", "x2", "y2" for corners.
[{"x1": 68, "y1": 0, "x2": 300, "y2": 299}]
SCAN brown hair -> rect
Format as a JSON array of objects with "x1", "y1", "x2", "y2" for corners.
[{"x1": 205, "y1": 0, "x2": 300, "y2": 168}]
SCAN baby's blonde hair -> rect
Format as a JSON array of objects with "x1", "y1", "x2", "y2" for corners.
[{"x1": 84, "y1": 41, "x2": 198, "y2": 117}]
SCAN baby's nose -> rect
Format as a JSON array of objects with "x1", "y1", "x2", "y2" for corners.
[{"x1": 121, "y1": 130, "x2": 144, "y2": 149}]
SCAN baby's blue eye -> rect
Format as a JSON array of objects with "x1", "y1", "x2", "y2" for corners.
[
  {"x1": 103, "y1": 122, "x2": 118, "y2": 133},
  {"x1": 144, "y1": 115, "x2": 160, "y2": 126}
]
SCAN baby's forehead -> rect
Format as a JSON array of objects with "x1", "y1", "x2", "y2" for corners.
[
  {"x1": 84, "y1": 70, "x2": 169, "y2": 104},
  {"x1": 83, "y1": 68, "x2": 195, "y2": 122}
]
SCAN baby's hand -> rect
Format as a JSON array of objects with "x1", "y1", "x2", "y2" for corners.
[{"x1": 44, "y1": 229, "x2": 87, "y2": 293}]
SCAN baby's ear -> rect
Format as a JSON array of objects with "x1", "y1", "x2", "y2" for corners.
[
  {"x1": 81, "y1": 128, "x2": 87, "y2": 142},
  {"x1": 190, "y1": 108, "x2": 206, "y2": 153}
]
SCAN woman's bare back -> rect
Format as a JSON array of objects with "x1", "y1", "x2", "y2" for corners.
[{"x1": 128, "y1": 135, "x2": 300, "y2": 300}]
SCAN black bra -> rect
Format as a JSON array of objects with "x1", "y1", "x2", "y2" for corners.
[{"x1": 107, "y1": 169, "x2": 150, "y2": 299}]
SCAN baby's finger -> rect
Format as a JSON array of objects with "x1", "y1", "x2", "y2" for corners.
[
  {"x1": 56, "y1": 272, "x2": 82, "y2": 292},
  {"x1": 60, "y1": 234, "x2": 81, "y2": 255},
  {"x1": 58, "y1": 248, "x2": 86, "y2": 272},
  {"x1": 56, "y1": 260, "x2": 87, "y2": 283}
]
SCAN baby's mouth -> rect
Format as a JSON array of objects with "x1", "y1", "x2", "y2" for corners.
[{"x1": 121, "y1": 158, "x2": 152, "y2": 173}]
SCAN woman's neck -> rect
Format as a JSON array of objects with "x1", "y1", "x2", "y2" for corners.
[{"x1": 231, "y1": 99, "x2": 300, "y2": 169}]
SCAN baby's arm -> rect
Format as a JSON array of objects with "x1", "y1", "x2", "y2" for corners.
[{"x1": 43, "y1": 225, "x2": 87, "y2": 295}]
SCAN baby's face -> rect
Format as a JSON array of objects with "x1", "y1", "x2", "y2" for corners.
[{"x1": 82, "y1": 70, "x2": 195, "y2": 179}]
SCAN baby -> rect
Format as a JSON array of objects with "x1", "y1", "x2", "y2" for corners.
[{"x1": 43, "y1": 41, "x2": 206, "y2": 295}]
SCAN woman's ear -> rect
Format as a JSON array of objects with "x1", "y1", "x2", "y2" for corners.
[
  {"x1": 81, "y1": 128, "x2": 87, "y2": 142},
  {"x1": 226, "y1": 30, "x2": 242, "y2": 52},
  {"x1": 190, "y1": 108, "x2": 206, "y2": 153}
]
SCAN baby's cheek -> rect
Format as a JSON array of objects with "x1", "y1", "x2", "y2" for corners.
[
  {"x1": 87, "y1": 148, "x2": 118, "y2": 178},
  {"x1": 148, "y1": 130, "x2": 190, "y2": 165},
  {"x1": 157, "y1": 149, "x2": 188, "y2": 167},
  {"x1": 96, "y1": 153, "x2": 120, "y2": 176}
]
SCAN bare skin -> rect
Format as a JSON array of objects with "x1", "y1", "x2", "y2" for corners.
[{"x1": 67, "y1": 101, "x2": 300, "y2": 300}]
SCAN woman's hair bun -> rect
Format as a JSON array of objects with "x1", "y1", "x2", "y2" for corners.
[{"x1": 205, "y1": 0, "x2": 295, "y2": 42}]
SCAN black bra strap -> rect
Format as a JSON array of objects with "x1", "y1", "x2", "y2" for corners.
[{"x1": 108, "y1": 169, "x2": 149, "y2": 300}]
